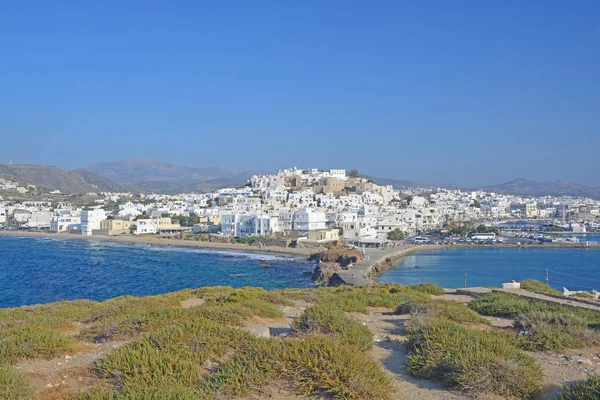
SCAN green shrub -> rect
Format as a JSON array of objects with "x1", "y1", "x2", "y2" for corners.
[
  {"x1": 575, "y1": 292, "x2": 595, "y2": 299},
  {"x1": 293, "y1": 305, "x2": 373, "y2": 350},
  {"x1": 0, "y1": 365, "x2": 32, "y2": 400},
  {"x1": 520, "y1": 280, "x2": 562, "y2": 296},
  {"x1": 315, "y1": 285, "x2": 422, "y2": 313},
  {"x1": 96, "y1": 319, "x2": 251, "y2": 392},
  {"x1": 470, "y1": 292, "x2": 600, "y2": 351},
  {"x1": 469, "y1": 292, "x2": 600, "y2": 325},
  {"x1": 515, "y1": 311, "x2": 600, "y2": 351},
  {"x1": 0, "y1": 325, "x2": 75, "y2": 364},
  {"x1": 408, "y1": 283, "x2": 446, "y2": 296},
  {"x1": 557, "y1": 375, "x2": 600, "y2": 399},
  {"x1": 397, "y1": 298, "x2": 488, "y2": 324},
  {"x1": 202, "y1": 336, "x2": 395, "y2": 400},
  {"x1": 406, "y1": 317, "x2": 542, "y2": 398}
]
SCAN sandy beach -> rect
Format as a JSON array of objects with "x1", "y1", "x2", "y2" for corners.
[{"x1": 0, "y1": 230, "x2": 315, "y2": 257}]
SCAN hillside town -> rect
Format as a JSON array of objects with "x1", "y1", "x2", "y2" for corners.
[{"x1": 1, "y1": 168, "x2": 600, "y2": 244}]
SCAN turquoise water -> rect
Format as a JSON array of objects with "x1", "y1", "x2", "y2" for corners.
[
  {"x1": 378, "y1": 247, "x2": 600, "y2": 291},
  {"x1": 0, "y1": 236, "x2": 315, "y2": 308}
]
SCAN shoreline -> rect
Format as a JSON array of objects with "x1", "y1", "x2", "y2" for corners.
[{"x1": 0, "y1": 230, "x2": 315, "y2": 258}]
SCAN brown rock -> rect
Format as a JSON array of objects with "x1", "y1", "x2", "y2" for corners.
[
  {"x1": 308, "y1": 249, "x2": 363, "y2": 266},
  {"x1": 312, "y1": 262, "x2": 342, "y2": 285}
]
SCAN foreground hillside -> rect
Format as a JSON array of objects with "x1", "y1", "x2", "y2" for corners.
[{"x1": 1, "y1": 284, "x2": 599, "y2": 399}]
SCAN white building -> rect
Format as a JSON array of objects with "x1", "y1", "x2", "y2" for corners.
[
  {"x1": 81, "y1": 209, "x2": 106, "y2": 236},
  {"x1": 329, "y1": 169, "x2": 347, "y2": 180},
  {"x1": 135, "y1": 219, "x2": 158, "y2": 235},
  {"x1": 293, "y1": 208, "x2": 327, "y2": 235},
  {"x1": 50, "y1": 215, "x2": 81, "y2": 232},
  {"x1": 220, "y1": 213, "x2": 279, "y2": 238}
]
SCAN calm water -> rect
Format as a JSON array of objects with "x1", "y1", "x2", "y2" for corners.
[
  {"x1": 379, "y1": 247, "x2": 600, "y2": 291},
  {"x1": 0, "y1": 236, "x2": 315, "y2": 308}
]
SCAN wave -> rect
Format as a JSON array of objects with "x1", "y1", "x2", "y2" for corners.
[{"x1": 146, "y1": 246, "x2": 296, "y2": 262}]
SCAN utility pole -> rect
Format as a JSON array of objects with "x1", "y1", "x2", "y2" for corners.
[{"x1": 464, "y1": 268, "x2": 467, "y2": 289}]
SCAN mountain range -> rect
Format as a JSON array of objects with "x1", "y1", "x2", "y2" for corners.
[
  {"x1": 0, "y1": 164, "x2": 124, "y2": 193},
  {"x1": 2, "y1": 160, "x2": 600, "y2": 198},
  {"x1": 480, "y1": 178, "x2": 600, "y2": 198}
]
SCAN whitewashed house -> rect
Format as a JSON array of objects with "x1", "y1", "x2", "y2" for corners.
[{"x1": 81, "y1": 209, "x2": 106, "y2": 236}]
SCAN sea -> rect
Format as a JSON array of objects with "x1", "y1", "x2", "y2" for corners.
[
  {"x1": 0, "y1": 235, "x2": 315, "y2": 308},
  {"x1": 379, "y1": 246, "x2": 600, "y2": 291}
]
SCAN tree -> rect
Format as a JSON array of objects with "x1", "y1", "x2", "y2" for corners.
[
  {"x1": 405, "y1": 195, "x2": 413, "y2": 205},
  {"x1": 388, "y1": 229, "x2": 405, "y2": 241},
  {"x1": 349, "y1": 169, "x2": 360, "y2": 178},
  {"x1": 472, "y1": 200, "x2": 481, "y2": 208}
]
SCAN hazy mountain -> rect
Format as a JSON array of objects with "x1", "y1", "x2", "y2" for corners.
[
  {"x1": 482, "y1": 179, "x2": 600, "y2": 198},
  {"x1": 0, "y1": 164, "x2": 125, "y2": 193},
  {"x1": 129, "y1": 171, "x2": 261, "y2": 194},
  {"x1": 363, "y1": 175, "x2": 424, "y2": 189},
  {"x1": 87, "y1": 158, "x2": 239, "y2": 185}
]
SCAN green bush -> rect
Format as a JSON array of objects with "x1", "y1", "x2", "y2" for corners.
[
  {"x1": 470, "y1": 292, "x2": 600, "y2": 351},
  {"x1": 293, "y1": 305, "x2": 373, "y2": 350},
  {"x1": 0, "y1": 325, "x2": 75, "y2": 364},
  {"x1": 406, "y1": 317, "x2": 542, "y2": 398},
  {"x1": 575, "y1": 292, "x2": 595, "y2": 299},
  {"x1": 397, "y1": 298, "x2": 488, "y2": 324},
  {"x1": 0, "y1": 365, "x2": 32, "y2": 400},
  {"x1": 315, "y1": 285, "x2": 422, "y2": 313},
  {"x1": 96, "y1": 318, "x2": 251, "y2": 394},
  {"x1": 521, "y1": 280, "x2": 562, "y2": 296},
  {"x1": 469, "y1": 292, "x2": 600, "y2": 325},
  {"x1": 557, "y1": 375, "x2": 600, "y2": 399},
  {"x1": 202, "y1": 336, "x2": 395, "y2": 400},
  {"x1": 515, "y1": 311, "x2": 600, "y2": 351},
  {"x1": 408, "y1": 283, "x2": 446, "y2": 296}
]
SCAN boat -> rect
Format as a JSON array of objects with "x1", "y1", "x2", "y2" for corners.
[
  {"x1": 259, "y1": 262, "x2": 270, "y2": 267},
  {"x1": 415, "y1": 265, "x2": 422, "y2": 269},
  {"x1": 229, "y1": 274, "x2": 238, "y2": 277}
]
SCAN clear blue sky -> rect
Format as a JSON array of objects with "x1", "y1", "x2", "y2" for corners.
[{"x1": 1, "y1": 0, "x2": 598, "y2": 187}]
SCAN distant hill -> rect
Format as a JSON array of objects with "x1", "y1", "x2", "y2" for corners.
[
  {"x1": 87, "y1": 158, "x2": 238, "y2": 185},
  {"x1": 363, "y1": 175, "x2": 424, "y2": 189},
  {"x1": 482, "y1": 179, "x2": 600, "y2": 198},
  {"x1": 128, "y1": 171, "x2": 261, "y2": 194},
  {"x1": 0, "y1": 164, "x2": 125, "y2": 193}
]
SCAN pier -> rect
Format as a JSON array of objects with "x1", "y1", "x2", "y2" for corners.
[{"x1": 332, "y1": 244, "x2": 438, "y2": 286}]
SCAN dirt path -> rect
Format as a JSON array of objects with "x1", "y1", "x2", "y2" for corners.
[
  {"x1": 16, "y1": 340, "x2": 127, "y2": 399},
  {"x1": 351, "y1": 308, "x2": 471, "y2": 400}
]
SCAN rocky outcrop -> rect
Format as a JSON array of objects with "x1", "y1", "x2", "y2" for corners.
[
  {"x1": 369, "y1": 258, "x2": 393, "y2": 275},
  {"x1": 308, "y1": 249, "x2": 363, "y2": 266},
  {"x1": 311, "y1": 262, "x2": 343, "y2": 285}
]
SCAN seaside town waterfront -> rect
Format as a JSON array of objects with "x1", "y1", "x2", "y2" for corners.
[{"x1": 3, "y1": 167, "x2": 600, "y2": 294}]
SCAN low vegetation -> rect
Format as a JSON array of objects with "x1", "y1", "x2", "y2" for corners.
[
  {"x1": 520, "y1": 279, "x2": 562, "y2": 296},
  {"x1": 202, "y1": 336, "x2": 394, "y2": 399},
  {"x1": 0, "y1": 365, "x2": 32, "y2": 399},
  {"x1": 470, "y1": 292, "x2": 600, "y2": 350},
  {"x1": 293, "y1": 304, "x2": 373, "y2": 350},
  {"x1": 406, "y1": 315, "x2": 543, "y2": 398},
  {"x1": 3, "y1": 284, "x2": 600, "y2": 399},
  {"x1": 397, "y1": 297, "x2": 489, "y2": 324},
  {"x1": 556, "y1": 375, "x2": 600, "y2": 399},
  {"x1": 408, "y1": 283, "x2": 446, "y2": 296},
  {"x1": 306, "y1": 284, "x2": 425, "y2": 313}
]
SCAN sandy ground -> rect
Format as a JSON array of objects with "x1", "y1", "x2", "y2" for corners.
[{"x1": 0, "y1": 229, "x2": 314, "y2": 257}]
